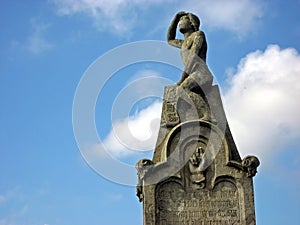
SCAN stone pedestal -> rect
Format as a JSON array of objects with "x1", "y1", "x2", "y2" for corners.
[{"x1": 136, "y1": 79, "x2": 259, "y2": 225}]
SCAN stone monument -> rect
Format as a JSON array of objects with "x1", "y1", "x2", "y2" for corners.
[{"x1": 136, "y1": 11, "x2": 260, "y2": 225}]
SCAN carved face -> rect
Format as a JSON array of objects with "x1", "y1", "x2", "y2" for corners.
[{"x1": 179, "y1": 15, "x2": 193, "y2": 33}]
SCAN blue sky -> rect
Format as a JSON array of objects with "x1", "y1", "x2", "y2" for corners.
[{"x1": 1, "y1": 0, "x2": 300, "y2": 224}]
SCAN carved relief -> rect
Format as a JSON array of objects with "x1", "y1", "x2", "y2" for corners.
[
  {"x1": 164, "y1": 101, "x2": 180, "y2": 126},
  {"x1": 242, "y1": 156, "x2": 260, "y2": 178},
  {"x1": 188, "y1": 144, "x2": 206, "y2": 189},
  {"x1": 136, "y1": 159, "x2": 153, "y2": 202},
  {"x1": 162, "y1": 87, "x2": 180, "y2": 127}
]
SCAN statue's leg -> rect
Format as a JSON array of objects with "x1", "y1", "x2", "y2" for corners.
[{"x1": 177, "y1": 71, "x2": 189, "y2": 85}]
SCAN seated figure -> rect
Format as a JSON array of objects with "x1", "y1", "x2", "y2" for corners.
[{"x1": 167, "y1": 11, "x2": 213, "y2": 91}]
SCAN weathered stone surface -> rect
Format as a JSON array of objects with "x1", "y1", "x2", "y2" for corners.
[
  {"x1": 136, "y1": 11, "x2": 259, "y2": 225},
  {"x1": 156, "y1": 179, "x2": 241, "y2": 224}
]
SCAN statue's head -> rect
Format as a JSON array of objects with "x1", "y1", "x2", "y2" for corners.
[
  {"x1": 187, "y1": 13, "x2": 200, "y2": 31},
  {"x1": 179, "y1": 13, "x2": 200, "y2": 33}
]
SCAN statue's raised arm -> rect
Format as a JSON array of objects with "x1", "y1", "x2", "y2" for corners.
[{"x1": 167, "y1": 11, "x2": 187, "y2": 48}]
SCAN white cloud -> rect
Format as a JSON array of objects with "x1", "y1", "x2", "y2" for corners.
[
  {"x1": 181, "y1": 0, "x2": 264, "y2": 36},
  {"x1": 103, "y1": 101, "x2": 162, "y2": 157},
  {"x1": 109, "y1": 69, "x2": 172, "y2": 123},
  {"x1": 92, "y1": 69, "x2": 172, "y2": 159},
  {"x1": 0, "y1": 187, "x2": 28, "y2": 225},
  {"x1": 224, "y1": 45, "x2": 300, "y2": 164},
  {"x1": 12, "y1": 18, "x2": 53, "y2": 54},
  {"x1": 26, "y1": 19, "x2": 53, "y2": 54},
  {"x1": 27, "y1": 33, "x2": 52, "y2": 54},
  {"x1": 51, "y1": 0, "x2": 176, "y2": 34},
  {"x1": 51, "y1": 0, "x2": 265, "y2": 36}
]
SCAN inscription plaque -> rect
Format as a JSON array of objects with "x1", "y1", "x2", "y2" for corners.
[{"x1": 156, "y1": 180, "x2": 240, "y2": 225}]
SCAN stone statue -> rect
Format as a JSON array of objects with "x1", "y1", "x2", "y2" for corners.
[
  {"x1": 167, "y1": 11, "x2": 212, "y2": 88},
  {"x1": 136, "y1": 12, "x2": 260, "y2": 225}
]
